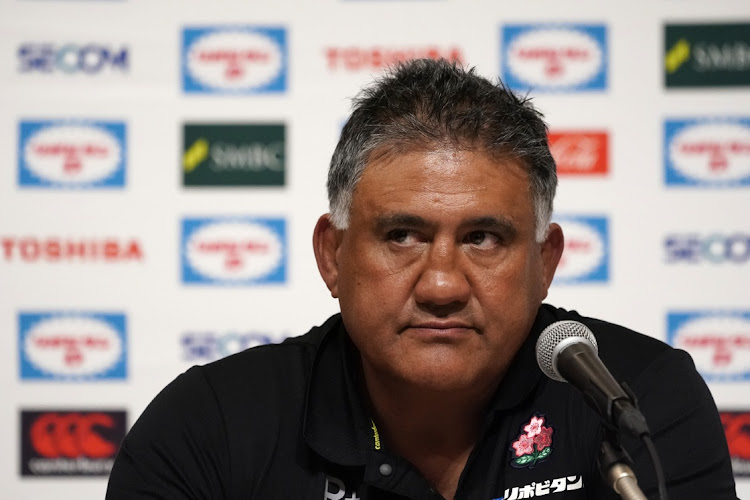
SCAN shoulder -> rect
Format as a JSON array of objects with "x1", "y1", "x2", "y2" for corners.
[
  {"x1": 193, "y1": 313, "x2": 343, "y2": 412},
  {"x1": 108, "y1": 315, "x2": 344, "y2": 497},
  {"x1": 539, "y1": 305, "x2": 677, "y2": 384}
]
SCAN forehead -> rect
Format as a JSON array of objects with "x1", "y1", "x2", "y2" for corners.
[{"x1": 352, "y1": 148, "x2": 533, "y2": 222}]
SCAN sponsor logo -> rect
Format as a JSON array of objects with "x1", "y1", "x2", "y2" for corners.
[
  {"x1": 510, "y1": 415, "x2": 554, "y2": 468},
  {"x1": 665, "y1": 233, "x2": 750, "y2": 263},
  {"x1": 19, "y1": 312, "x2": 126, "y2": 380},
  {"x1": 19, "y1": 120, "x2": 126, "y2": 188},
  {"x1": 493, "y1": 475, "x2": 583, "y2": 500},
  {"x1": 552, "y1": 216, "x2": 609, "y2": 283},
  {"x1": 181, "y1": 331, "x2": 277, "y2": 362},
  {"x1": 548, "y1": 131, "x2": 608, "y2": 175},
  {"x1": 325, "y1": 475, "x2": 361, "y2": 500},
  {"x1": 665, "y1": 23, "x2": 750, "y2": 88},
  {"x1": 182, "y1": 26, "x2": 287, "y2": 93},
  {"x1": 667, "y1": 311, "x2": 750, "y2": 381},
  {"x1": 1, "y1": 237, "x2": 143, "y2": 262},
  {"x1": 501, "y1": 24, "x2": 607, "y2": 92},
  {"x1": 181, "y1": 217, "x2": 286, "y2": 284},
  {"x1": 325, "y1": 45, "x2": 464, "y2": 72},
  {"x1": 720, "y1": 411, "x2": 750, "y2": 477},
  {"x1": 183, "y1": 124, "x2": 285, "y2": 186},
  {"x1": 664, "y1": 118, "x2": 750, "y2": 186},
  {"x1": 20, "y1": 410, "x2": 126, "y2": 476},
  {"x1": 18, "y1": 43, "x2": 128, "y2": 74}
]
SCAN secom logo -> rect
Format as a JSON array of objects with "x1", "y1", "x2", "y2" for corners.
[
  {"x1": 18, "y1": 43, "x2": 128, "y2": 74},
  {"x1": 665, "y1": 118, "x2": 750, "y2": 186},
  {"x1": 18, "y1": 120, "x2": 126, "y2": 188},
  {"x1": 501, "y1": 24, "x2": 607, "y2": 92},
  {"x1": 19, "y1": 311, "x2": 127, "y2": 381},
  {"x1": 181, "y1": 217, "x2": 286, "y2": 285},
  {"x1": 552, "y1": 216, "x2": 609, "y2": 284},
  {"x1": 182, "y1": 26, "x2": 287, "y2": 94}
]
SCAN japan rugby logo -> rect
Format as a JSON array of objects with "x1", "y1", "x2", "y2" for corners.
[
  {"x1": 665, "y1": 118, "x2": 750, "y2": 186},
  {"x1": 553, "y1": 216, "x2": 609, "y2": 284},
  {"x1": 182, "y1": 26, "x2": 287, "y2": 93},
  {"x1": 18, "y1": 121, "x2": 125, "y2": 188},
  {"x1": 667, "y1": 311, "x2": 750, "y2": 381},
  {"x1": 502, "y1": 24, "x2": 607, "y2": 92},
  {"x1": 181, "y1": 217, "x2": 286, "y2": 284},
  {"x1": 19, "y1": 312, "x2": 127, "y2": 380}
]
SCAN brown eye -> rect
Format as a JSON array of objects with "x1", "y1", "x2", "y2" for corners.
[
  {"x1": 464, "y1": 231, "x2": 501, "y2": 248},
  {"x1": 466, "y1": 231, "x2": 487, "y2": 245},
  {"x1": 387, "y1": 229, "x2": 410, "y2": 243}
]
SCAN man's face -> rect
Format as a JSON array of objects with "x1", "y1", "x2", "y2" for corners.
[{"x1": 315, "y1": 148, "x2": 562, "y2": 394}]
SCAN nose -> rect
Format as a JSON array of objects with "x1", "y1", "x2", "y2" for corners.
[{"x1": 413, "y1": 239, "x2": 471, "y2": 308}]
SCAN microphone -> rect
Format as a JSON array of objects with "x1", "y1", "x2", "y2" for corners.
[{"x1": 535, "y1": 320, "x2": 650, "y2": 438}]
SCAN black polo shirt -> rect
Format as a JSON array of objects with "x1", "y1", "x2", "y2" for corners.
[{"x1": 106, "y1": 305, "x2": 737, "y2": 499}]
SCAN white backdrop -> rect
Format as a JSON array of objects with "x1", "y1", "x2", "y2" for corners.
[{"x1": 1, "y1": 0, "x2": 749, "y2": 498}]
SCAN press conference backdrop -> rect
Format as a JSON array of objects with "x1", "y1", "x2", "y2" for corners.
[{"x1": 1, "y1": 0, "x2": 749, "y2": 498}]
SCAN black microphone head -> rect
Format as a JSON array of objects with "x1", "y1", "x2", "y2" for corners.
[{"x1": 536, "y1": 320, "x2": 598, "y2": 382}]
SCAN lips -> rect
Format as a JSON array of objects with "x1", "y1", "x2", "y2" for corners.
[
  {"x1": 412, "y1": 321, "x2": 474, "y2": 330},
  {"x1": 404, "y1": 321, "x2": 478, "y2": 340}
]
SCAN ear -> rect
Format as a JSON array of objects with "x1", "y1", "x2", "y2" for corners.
[
  {"x1": 539, "y1": 223, "x2": 564, "y2": 296},
  {"x1": 313, "y1": 214, "x2": 342, "y2": 298}
]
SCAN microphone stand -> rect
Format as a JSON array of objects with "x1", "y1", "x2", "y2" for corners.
[{"x1": 599, "y1": 436, "x2": 647, "y2": 500}]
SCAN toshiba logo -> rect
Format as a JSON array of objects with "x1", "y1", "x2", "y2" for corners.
[
  {"x1": 1, "y1": 237, "x2": 143, "y2": 262},
  {"x1": 325, "y1": 46, "x2": 464, "y2": 72},
  {"x1": 21, "y1": 410, "x2": 126, "y2": 476}
]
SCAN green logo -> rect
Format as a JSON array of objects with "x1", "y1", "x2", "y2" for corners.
[
  {"x1": 665, "y1": 23, "x2": 750, "y2": 88},
  {"x1": 183, "y1": 124, "x2": 285, "y2": 186}
]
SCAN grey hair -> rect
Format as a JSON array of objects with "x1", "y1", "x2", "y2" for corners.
[{"x1": 327, "y1": 58, "x2": 557, "y2": 243}]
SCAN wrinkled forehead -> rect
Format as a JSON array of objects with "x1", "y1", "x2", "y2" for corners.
[{"x1": 361, "y1": 142, "x2": 530, "y2": 184}]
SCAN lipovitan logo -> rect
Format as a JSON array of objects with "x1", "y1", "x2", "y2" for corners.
[
  {"x1": 18, "y1": 120, "x2": 126, "y2": 188},
  {"x1": 667, "y1": 311, "x2": 750, "y2": 381},
  {"x1": 501, "y1": 24, "x2": 607, "y2": 92},
  {"x1": 182, "y1": 26, "x2": 287, "y2": 94},
  {"x1": 19, "y1": 312, "x2": 127, "y2": 380},
  {"x1": 665, "y1": 118, "x2": 750, "y2": 186},
  {"x1": 181, "y1": 217, "x2": 286, "y2": 285},
  {"x1": 553, "y1": 216, "x2": 609, "y2": 284}
]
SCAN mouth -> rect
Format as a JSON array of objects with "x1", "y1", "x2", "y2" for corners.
[{"x1": 405, "y1": 321, "x2": 478, "y2": 338}]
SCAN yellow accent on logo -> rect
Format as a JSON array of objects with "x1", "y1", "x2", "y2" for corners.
[
  {"x1": 370, "y1": 419, "x2": 381, "y2": 450},
  {"x1": 183, "y1": 138, "x2": 210, "y2": 172},
  {"x1": 665, "y1": 39, "x2": 691, "y2": 74}
]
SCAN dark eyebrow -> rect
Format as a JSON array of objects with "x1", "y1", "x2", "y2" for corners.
[
  {"x1": 463, "y1": 216, "x2": 518, "y2": 237},
  {"x1": 375, "y1": 213, "x2": 431, "y2": 232},
  {"x1": 374, "y1": 214, "x2": 518, "y2": 237}
]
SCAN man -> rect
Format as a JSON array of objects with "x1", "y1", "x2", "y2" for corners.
[{"x1": 107, "y1": 59, "x2": 737, "y2": 499}]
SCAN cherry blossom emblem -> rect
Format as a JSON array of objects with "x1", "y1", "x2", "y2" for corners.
[{"x1": 510, "y1": 415, "x2": 553, "y2": 468}]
